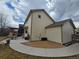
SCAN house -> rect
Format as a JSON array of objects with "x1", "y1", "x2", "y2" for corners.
[
  {"x1": 9, "y1": 27, "x2": 19, "y2": 37},
  {"x1": 9, "y1": 27, "x2": 19, "y2": 32},
  {"x1": 24, "y1": 9, "x2": 55, "y2": 41},
  {"x1": 17, "y1": 24, "x2": 24, "y2": 36},
  {"x1": 45, "y1": 19, "x2": 76, "y2": 44},
  {"x1": 24, "y1": 9, "x2": 76, "y2": 45}
]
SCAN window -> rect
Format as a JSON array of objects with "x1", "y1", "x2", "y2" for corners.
[{"x1": 38, "y1": 15, "x2": 41, "y2": 18}]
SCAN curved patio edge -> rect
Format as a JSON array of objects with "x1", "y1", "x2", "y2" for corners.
[{"x1": 9, "y1": 40, "x2": 79, "y2": 57}]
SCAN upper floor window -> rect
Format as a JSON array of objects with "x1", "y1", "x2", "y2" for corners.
[{"x1": 38, "y1": 15, "x2": 41, "y2": 18}]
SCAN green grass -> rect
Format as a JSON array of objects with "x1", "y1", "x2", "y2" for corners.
[{"x1": 0, "y1": 44, "x2": 79, "y2": 59}]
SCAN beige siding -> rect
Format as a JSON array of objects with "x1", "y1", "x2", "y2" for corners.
[
  {"x1": 24, "y1": 16, "x2": 31, "y2": 35},
  {"x1": 62, "y1": 22, "x2": 74, "y2": 43},
  {"x1": 31, "y1": 11, "x2": 54, "y2": 41},
  {"x1": 46, "y1": 27, "x2": 62, "y2": 43}
]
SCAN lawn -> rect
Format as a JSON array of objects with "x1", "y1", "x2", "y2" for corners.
[
  {"x1": 0, "y1": 36, "x2": 8, "y2": 41},
  {"x1": 0, "y1": 44, "x2": 79, "y2": 59}
]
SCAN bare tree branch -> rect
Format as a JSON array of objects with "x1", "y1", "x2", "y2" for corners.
[{"x1": 0, "y1": 14, "x2": 7, "y2": 28}]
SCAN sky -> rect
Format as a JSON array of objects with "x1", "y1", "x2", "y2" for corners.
[{"x1": 0, "y1": 0, "x2": 79, "y2": 28}]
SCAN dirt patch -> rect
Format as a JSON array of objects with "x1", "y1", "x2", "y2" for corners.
[{"x1": 22, "y1": 40, "x2": 64, "y2": 48}]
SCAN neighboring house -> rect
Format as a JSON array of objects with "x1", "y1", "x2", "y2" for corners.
[
  {"x1": 9, "y1": 27, "x2": 19, "y2": 32},
  {"x1": 17, "y1": 24, "x2": 24, "y2": 36},
  {"x1": 24, "y1": 9, "x2": 76, "y2": 45},
  {"x1": 9, "y1": 27, "x2": 19, "y2": 36}
]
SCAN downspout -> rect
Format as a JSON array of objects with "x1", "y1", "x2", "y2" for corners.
[
  {"x1": 30, "y1": 12, "x2": 33, "y2": 41},
  {"x1": 61, "y1": 25, "x2": 63, "y2": 45}
]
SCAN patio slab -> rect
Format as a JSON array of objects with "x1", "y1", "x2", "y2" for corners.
[{"x1": 9, "y1": 38, "x2": 79, "y2": 57}]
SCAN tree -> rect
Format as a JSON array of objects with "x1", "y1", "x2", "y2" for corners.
[
  {"x1": 0, "y1": 14, "x2": 7, "y2": 29},
  {"x1": 0, "y1": 14, "x2": 9, "y2": 36}
]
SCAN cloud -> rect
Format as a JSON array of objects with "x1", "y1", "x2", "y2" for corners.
[
  {"x1": 46, "y1": 0, "x2": 79, "y2": 27},
  {"x1": 7, "y1": 15, "x2": 19, "y2": 28},
  {"x1": 0, "y1": 0, "x2": 79, "y2": 27},
  {"x1": 0, "y1": 0, "x2": 25, "y2": 28},
  {"x1": 0, "y1": 0, "x2": 19, "y2": 27},
  {"x1": 0, "y1": 0, "x2": 28, "y2": 27},
  {"x1": 12, "y1": 0, "x2": 29, "y2": 22},
  {"x1": 46, "y1": 0, "x2": 79, "y2": 21},
  {"x1": 26, "y1": 0, "x2": 47, "y2": 9},
  {"x1": 6, "y1": 1, "x2": 15, "y2": 10},
  {"x1": 46, "y1": 0, "x2": 70, "y2": 20}
]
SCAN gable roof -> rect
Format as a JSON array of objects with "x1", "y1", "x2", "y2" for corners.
[
  {"x1": 24, "y1": 9, "x2": 55, "y2": 25},
  {"x1": 45, "y1": 19, "x2": 76, "y2": 29}
]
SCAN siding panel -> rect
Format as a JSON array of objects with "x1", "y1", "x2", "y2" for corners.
[
  {"x1": 24, "y1": 16, "x2": 31, "y2": 36},
  {"x1": 31, "y1": 11, "x2": 54, "y2": 41},
  {"x1": 46, "y1": 27, "x2": 62, "y2": 43},
  {"x1": 62, "y1": 22, "x2": 74, "y2": 43}
]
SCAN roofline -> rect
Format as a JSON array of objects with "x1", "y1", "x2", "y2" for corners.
[
  {"x1": 64, "y1": 19, "x2": 76, "y2": 29},
  {"x1": 24, "y1": 9, "x2": 55, "y2": 25},
  {"x1": 45, "y1": 19, "x2": 76, "y2": 29}
]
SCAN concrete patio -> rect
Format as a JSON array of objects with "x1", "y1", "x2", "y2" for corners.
[{"x1": 8, "y1": 37, "x2": 79, "y2": 57}]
